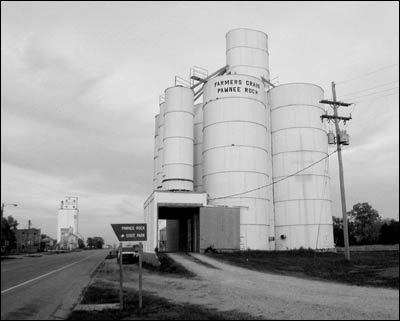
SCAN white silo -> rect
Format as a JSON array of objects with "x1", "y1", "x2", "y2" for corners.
[
  {"x1": 265, "y1": 93, "x2": 275, "y2": 248},
  {"x1": 270, "y1": 83, "x2": 334, "y2": 250},
  {"x1": 157, "y1": 102, "x2": 165, "y2": 189},
  {"x1": 226, "y1": 28, "x2": 269, "y2": 80},
  {"x1": 193, "y1": 103, "x2": 203, "y2": 192},
  {"x1": 162, "y1": 86, "x2": 194, "y2": 191},
  {"x1": 203, "y1": 74, "x2": 270, "y2": 250},
  {"x1": 153, "y1": 114, "x2": 159, "y2": 190},
  {"x1": 57, "y1": 196, "x2": 79, "y2": 243}
]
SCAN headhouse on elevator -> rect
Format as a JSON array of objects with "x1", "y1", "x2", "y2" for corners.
[{"x1": 143, "y1": 28, "x2": 334, "y2": 254}]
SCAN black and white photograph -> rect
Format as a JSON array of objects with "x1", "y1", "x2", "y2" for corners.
[{"x1": 1, "y1": 1, "x2": 399, "y2": 320}]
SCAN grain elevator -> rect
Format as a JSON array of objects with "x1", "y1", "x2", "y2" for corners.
[
  {"x1": 57, "y1": 196, "x2": 82, "y2": 250},
  {"x1": 143, "y1": 28, "x2": 334, "y2": 253}
]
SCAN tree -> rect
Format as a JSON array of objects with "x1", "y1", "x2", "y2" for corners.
[
  {"x1": 78, "y1": 238, "x2": 85, "y2": 249},
  {"x1": 347, "y1": 202, "x2": 381, "y2": 244},
  {"x1": 332, "y1": 216, "x2": 344, "y2": 246},
  {"x1": 1, "y1": 216, "x2": 19, "y2": 253},
  {"x1": 86, "y1": 236, "x2": 104, "y2": 249},
  {"x1": 86, "y1": 237, "x2": 94, "y2": 248},
  {"x1": 93, "y1": 237, "x2": 104, "y2": 249},
  {"x1": 332, "y1": 216, "x2": 356, "y2": 246},
  {"x1": 379, "y1": 219, "x2": 400, "y2": 244}
]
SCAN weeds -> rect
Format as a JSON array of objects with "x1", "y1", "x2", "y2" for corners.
[{"x1": 206, "y1": 249, "x2": 399, "y2": 288}]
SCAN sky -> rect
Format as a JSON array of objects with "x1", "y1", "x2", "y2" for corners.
[{"x1": 1, "y1": 1, "x2": 399, "y2": 245}]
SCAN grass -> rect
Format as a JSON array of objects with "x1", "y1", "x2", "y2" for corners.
[
  {"x1": 205, "y1": 249, "x2": 399, "y2": 289},
  {"x1": 68, "y1": 278, "x2": 262, "y2": 320}
]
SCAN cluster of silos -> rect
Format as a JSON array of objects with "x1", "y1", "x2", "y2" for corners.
[{"x1": 151, "y1": 28, "x2": 334, "y2": 250}]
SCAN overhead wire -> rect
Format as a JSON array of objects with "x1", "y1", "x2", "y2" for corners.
[
  {"x1": 339, "y1": 80, "x2": 399, "y2": 98},
  {"x1": 339, "y1": 82, "x2": 399, "y2": 119},
  {"x1": 336, "y1": 63, "x2": 399, "y2": 85},
  {"x1": 352, "y1": 91, "x2": 399, "y2": 104},
  {"x1": 347, "y1": 86, "x2": 399, "y2": 102},
  {"x1": 209, "y1": 149, "x2": 338, "y2": 201}
]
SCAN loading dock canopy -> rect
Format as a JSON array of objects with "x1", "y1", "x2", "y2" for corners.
[{"x1": 158, "y1": 206, "x2": 199, "y2": 220}]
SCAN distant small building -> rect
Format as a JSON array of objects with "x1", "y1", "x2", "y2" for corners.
[
  {"x1": 15, "y1": 228, "x2": 41, "y2": 253},
  {"x1": 40, "y1": 234, "x2": 56, "y2": 251}
]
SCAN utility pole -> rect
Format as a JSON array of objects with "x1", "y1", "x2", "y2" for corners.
[{"x1": 320, "y1": 81, "x2": 352, "y2": 261}]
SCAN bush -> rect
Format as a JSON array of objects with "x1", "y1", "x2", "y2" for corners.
[{"x1": 204, "y1": 246, "x2": 219, "y2": 254}]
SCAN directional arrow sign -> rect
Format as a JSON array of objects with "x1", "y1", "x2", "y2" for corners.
[{"x1": 111, "y1": 224, "x2": 147, "y2": 242}]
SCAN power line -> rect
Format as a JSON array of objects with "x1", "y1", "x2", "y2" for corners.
[
  {"x1": 348, "y1": 86, "x2": 399, "y2": 101},
  {"x1": 340, "y1": 80, "x2": 399, "y2": 98},
  {"x1": 336, "y1": 63, "x2": 399, "y2": 85},
  {"x1": 352, "y1": 91, "x2": 399, "y2": 104},
  {"x1": 209, "y1": 149, "x2": 338, "y2": 201}
]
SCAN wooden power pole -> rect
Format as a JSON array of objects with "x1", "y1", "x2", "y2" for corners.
[{"x1": 320, "y1": 81, "x2": 352, "y2": 261}]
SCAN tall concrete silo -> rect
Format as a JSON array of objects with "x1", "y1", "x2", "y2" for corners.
[
  {"x1": 162, "y1": 86, "x2": 194, "y2": 191},
  {"x1": 270, "y1": 83, "x2": 334, "y2": 250},
  {"x1": 157, "y1": 102, "x2": 165, "y2": 190},
  {"x1": 265, "y1": 92, "x2": 275, "y2": 247},
  {"x1": 193, "y1": 103, "x2": 204, "y2": 192},
  {"x1": 203, "y1": 74, "x2": 270, "y2": 250},
  {"x1": 153, "y1": 114, "x2": 160, "y2": 190},
  {"x1": 226, "y1": 28, "x2": 269, "y2": 80}
]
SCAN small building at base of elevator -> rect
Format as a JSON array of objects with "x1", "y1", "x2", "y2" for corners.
[{"x1": 143, "y1": 191, "x2": 240, "y2": 254}]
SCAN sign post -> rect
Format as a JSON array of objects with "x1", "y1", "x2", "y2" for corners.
[
  {"x1": 138, "y1": 242, "x2": 143, "y2": 311},
  {"x1": 119, "y1": 242, "x2": 123, "y2": 312},
  {"x1": 111, "y1": 224, "x2": 147, "y2": 311}
]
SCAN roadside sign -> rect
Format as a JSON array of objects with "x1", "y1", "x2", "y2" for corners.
[
  {"x1": 111, "y1": 224, "x2": 147, "y2": 242},
  {"x1": 111, "y1": 223, "x2": 147, "y2": 312}
]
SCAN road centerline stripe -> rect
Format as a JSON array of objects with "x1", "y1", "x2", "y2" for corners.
[{"x1": 1, "y1": 253, "x2": 98, "y2": 294}]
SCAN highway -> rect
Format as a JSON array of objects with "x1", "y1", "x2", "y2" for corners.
[{"x1": 1, "y1": 249, "x2": 107, "y2": 320}]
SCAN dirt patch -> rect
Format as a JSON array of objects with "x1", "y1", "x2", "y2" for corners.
[{"x1": 184, "y1": 253, "x2": 219, "y2": 269}]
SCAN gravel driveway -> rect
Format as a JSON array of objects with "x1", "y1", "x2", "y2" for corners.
[{"x1": 125, "y1": 253, "x2": 399, "y2": 320}]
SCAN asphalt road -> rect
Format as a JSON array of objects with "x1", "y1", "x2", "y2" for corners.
[{"x1": 1, "y1": 249, "x2": 107, "y2": 320}]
